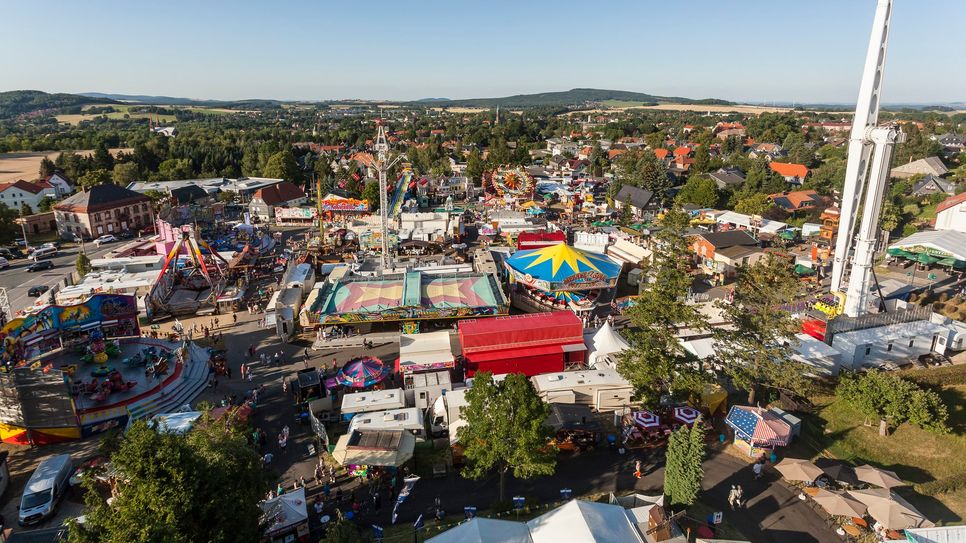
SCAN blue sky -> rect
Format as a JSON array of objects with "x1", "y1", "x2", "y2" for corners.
[{"x1": 1, "y1": 0, "x2": 962, "y2": 104}]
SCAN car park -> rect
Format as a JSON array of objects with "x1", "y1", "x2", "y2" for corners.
[
  {"x1": 27, "y1": 260, "x2": 55, "y2": 272},
  {"x1": 28, "y1": 285, "x2": 50, "y2": 297}
]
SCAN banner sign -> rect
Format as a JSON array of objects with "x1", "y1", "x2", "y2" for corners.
[
  {"x1": 320, "y1": 198, "x2": 369, "y2": 212},
  {"x1": 391, "y1": 475, "x2": 421, "y2": 524},
  {"x1": 275, "y1": 207, "x2": 318, "y2": 220}
]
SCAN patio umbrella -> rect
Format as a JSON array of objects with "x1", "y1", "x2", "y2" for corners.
[
  {"x1": 848, "y1": 488, "x2": 931, "y2": 530},
  {"x1": 672, "y1": 406, "x2": 701, "y2": 425},
  {"x1": 335, "y1": 356, "x2": 390, "y2": 388},
  {"x1": 811, "y1": 489, "x2": 867, "y2": 518},
  {"x1": 774, "y1": 458, "x2": 824, "y2": 482},
  {"x1": 916, "y1": 252, "x2": 939, "y2": 265},
  {"x1": 854, "y1": 465, "x2": 905, "y2": 489},
  {"x1": 814, "y1": 458, "x2": 861, "y2": 487},
  {"x1": 631, "y1": 410, "x2": 660, "y2": 429}
]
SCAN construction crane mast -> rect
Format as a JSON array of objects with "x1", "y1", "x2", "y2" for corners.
[{"x1": 829, "y1": 0, "x2": 903, "y2": 318}]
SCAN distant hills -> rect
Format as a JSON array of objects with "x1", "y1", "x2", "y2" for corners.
[
  {"x1": 77, "y1": 92, "x2": 285, "y2": 107},
  {"x1": 0, "y1": 90, "x2": 116, "y2": 119},
  {"x1": 414, "y1": 88, "x2": 733, "y2": 108}
]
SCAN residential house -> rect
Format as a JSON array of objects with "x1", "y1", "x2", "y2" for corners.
[
  {"x1": 169, "y1": 185, "x2": 210, "y2": 205},
  {"x1": 911, "y1": 174, "x2": 957, "y2": 197},
  {"x1": 802, "y1": 122, "x2": 851, "y2": 133},
  {"x1": 692, "y1": 230, "x2": 759, "y2": 262},
  {"x1": 151, "y1": 126, "x2": 178, "y2": 137},
  {"x1": 890, "y1": 156, "x2": 949, "y2": 179},
  {"x1": 748, "y1": 143, "x2": 785, "y2": 161},
  {"x1": 768, "y1": 189, "x2": 824, "y2": 214},
  {"x1": 713, "y1": 121, "x2": 746, "y2": 140},
  {"x1": 0, "y1": 180, "x2": 57, "y2": 214},
  {"x1": 707, "y1": 167, "x2": 746, "y2": 190},
  {"x1": 577, "y1": 146, "x2": 594, "y2": 160},
  {"x1": 41, "y1": 173, "x2": 74, "y2": 197},
  {"x1": 606, "y1": 148, "x2": 626, "y2": 161},
  {"x1": 16, "y1": 211, "x2": 57, "y2": 235},
  {"x1": 249, "y1": 182, "x2": 307, "y2": 223},
  {"x1": 713, "y1": 244, "x2": 768, "y2": 282},
  {"x1": 936, "y1": 192, "x2": 966, "y2": 233},
  {"x1": 769, "y1": 162, "x2": 811, "y2": 185},
  {"x1": 931, "y1": 133, "x2": 965, "y2": 155},
  {"x1": 54, "y1": 183, "x2": 155, "y2": 239},
  {"x1": 613, "y1": 185, "x2": 655, "y2": 219}
]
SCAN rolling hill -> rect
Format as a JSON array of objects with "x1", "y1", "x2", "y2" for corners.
[
  {"x1": 416, "y1": 88, "x2": 733, "y2": 108},
  {"x1": 0, "y1": 90, "x2": 117, "y2": 119}
]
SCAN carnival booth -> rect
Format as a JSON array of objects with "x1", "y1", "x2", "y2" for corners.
[
  {"x1": 504, "y1": 244, "x2": 621, "y2": 314},
  {"x1": 397, "y1": 331, "x2": 455, "y2": 374},
  {"x1": 458, "y1": 312, "x2": 586, "y2": 377},
  {"x1": 725, "y1": 405, "x2": 792, "y2": 457},
  {"x1": 261, "y1": 486, "x2": 310, "y2": 543}
]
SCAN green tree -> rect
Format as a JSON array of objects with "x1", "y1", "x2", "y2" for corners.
[
  {"x1": 466, "y1": 149, "x2": 484, "y2": 182},
  {"x1": 38, "y1": 156, "x2": 56, "y2": 178},
  {"x1": 880, "y1": 202, "x2": 902, "y2": 233},
  {"x1": 69, "y1": 417, "x2": 269, "y2": 543},
  {"x1": 78, "y1": 169, "x2": 113, "y2": 189},
  {"x1": 734, "y1": 193, "x2": 773, "y2": 216},
  {"x1": 263, "y1": 150, "x2": 303, "y2": 184},
  {"x1": 19, "y1": 202, "x2": 32, "y2": 216},
  {"x1": 76, "y1": 252, "x2": 92, "y2": 276},
  {"x1": 713, "y1": 254, "x2": 811, "y2": 404},
  {"x1": 664, "y1": 418, "x2": 706, "y2": 509},
  {"x1": 158, "y1": 158, "x2": 194, "y2": 181},
  {"x1": 837, "y1": 371, "x2": 949, "y2": 435},
  {"x1": 112, "y1": 162, "x2": 140, "y2": 186},
  {"x1": 361, "y1": 181, "x2": 381, "y2": 212},
  {"x1": 458, "y1": 372, "x2": 556, "y2": 502},
  {"x1": 320, "y1": 519, "x2": 367, "y2": 543},
  {"x1": 674, "y1": 176, "x2": 719, "y2": 208},
  {"x1": 618, "y1": 207, "x2": 711, "y2": 403},
  {"x1": 0, "y1": 204, "x2": 19, "y2": 243},
  {"x1": 93, "y1": 145, "x2": 115, "y2": 171},
  {"x1": 691, "y1": 145, "x2": 711, "y2": 174},
  {"x1": 38, "y1": 196, "x2": 58, "y2": 212}
]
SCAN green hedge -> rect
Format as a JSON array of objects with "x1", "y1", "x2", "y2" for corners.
[{"x1": 915, "y1": 472, "x2": 966, "y2": 496}]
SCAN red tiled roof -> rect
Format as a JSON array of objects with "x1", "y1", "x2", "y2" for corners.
[
  {"x1": 673, "y1": 146, "x2": 691, "y2": 157},
  {"x1": 769, "y1": 162, "x2": 810, "y2": 178},
  {"x1": 768, "y1": 189, "x2": 822, "y2": 211},
  {"x1": 608, "y1": 149, "x2": 627, "y2": 160},
  {"x1": 0, "y1": 180, "x2": 50, "y2": 195},
  {"x1": 351, "y1": 152, "x2": 375, "y2": 167},
  {"x1": 253, "y1": 182, "x2": 306, "y2": 206},
  {"x1": 653, "y1": 148, "x2": 670, "y2": 160},
  {"x1": 937, "y1": 192, "x2": 966, "y2": 214},
  {"x1": 580, "y1": 146, "x2": 593, "y2": 156}
]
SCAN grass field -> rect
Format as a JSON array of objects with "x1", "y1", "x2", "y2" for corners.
[
  {"x1": 55, "y1": 103, "x2": 238, "y2": 125},
  {"x1": 798, "y1": 366, "x2": 966, "y2": 525}
]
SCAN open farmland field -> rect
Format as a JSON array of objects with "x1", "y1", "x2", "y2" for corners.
[{"x1": 0, "y1": 148, "x2": 132, "y2": 183}]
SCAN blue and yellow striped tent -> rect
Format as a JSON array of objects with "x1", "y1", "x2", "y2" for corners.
[{"x1": 506, "y1": 244, "x2": 621, "y2": 292}]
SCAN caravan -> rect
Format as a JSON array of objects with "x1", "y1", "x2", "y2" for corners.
[{"x1": 347, "y1": 407, "x2": 430, "y2": 440}]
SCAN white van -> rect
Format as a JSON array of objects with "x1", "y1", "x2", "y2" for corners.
[
  {"x1": 29, "y1": 246, "x2": 58, "y2": 261},
  {"x1": 18, "y1": 453, "x2": 73, "y2": 526}
]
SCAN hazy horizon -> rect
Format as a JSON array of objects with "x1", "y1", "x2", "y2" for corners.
[{"x1": 2, "y1": 0, "x2": 963, "y2": 104}]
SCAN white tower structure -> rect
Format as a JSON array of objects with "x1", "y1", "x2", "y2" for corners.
[
  {"x1": 830, "y1": 0, "x2": 904, "y2": 318},
  {"x1": 372, "y1": 122, "x2": 405, "y2": 270}
]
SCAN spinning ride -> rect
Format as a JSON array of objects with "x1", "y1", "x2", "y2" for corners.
[
  {"x1": 485, "y1": 166, "x2": 534, "y2": 199},
  {"x1": 505, "y1": 244, "x2": 621, "y2": 313}
]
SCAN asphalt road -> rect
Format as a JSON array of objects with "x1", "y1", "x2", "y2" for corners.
[{"x1": 0, "y1": 243, "x2": 117, "y2": 314}]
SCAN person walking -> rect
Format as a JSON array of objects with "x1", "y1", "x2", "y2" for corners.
[
  {"x1": 634, "y1": 459, "x2": 642, "y2": 479},
  {"x1": 734, "y1": 484, "x2": 744, "y2": 509},
  {"x1": 728, "y1": 485, "x2": 739, "y2": 510},
  {"x1": 240, "y1": 363, "x2": 247, "y2": 381},
  {"x1": 232, "y1": 313, "x2": 238, "y2": 324},
  {"x1": 225, "y1": 365, "x2": 232, "y2": 379},
  {"x1": 753, "y1": 461, "x2": 764, "y2": 480}
]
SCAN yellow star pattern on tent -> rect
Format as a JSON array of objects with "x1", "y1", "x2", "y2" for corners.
[{"x1": 522, "y1": 244, "x2": 602, "y2": 277}]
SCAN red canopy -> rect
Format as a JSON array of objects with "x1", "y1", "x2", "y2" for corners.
[{"x1": 459, "y1": 311, "x2": 583, "y2": 354}]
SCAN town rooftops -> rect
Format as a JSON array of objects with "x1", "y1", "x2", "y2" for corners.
[
  {"x1": 614, "y1": 185, "x2": 654, "y2": 210},
  {"x1": 653, "y1": 148, "x2": 670, "y2": 160},
  {"x1": 769, "y1": 162, "x2": 810, "y2": 178},
  {"x1": 252, "y1": 181, "x2": 306, "y2": 206},
  {"x1": 891, "y1": 156, "x2": 949, "y2": 179},
  {"x1": 937, "y1": 192, "x2": 966, "y2": 214},
  {"x1": 696, "y1": 230, "x2": 759, "y2": 249},
  {"x1": 53, "y1": 183, "x2": 150, "y2": 214},
  {"x1": 0, "y1": 179, "x2": 50, "y2": 194},
  {"x1": 707, "y1": 167, "x2": 746, "y2": 187},
  {"x1": 768, "y1": 189, "x2": 823, "y2": 212}
]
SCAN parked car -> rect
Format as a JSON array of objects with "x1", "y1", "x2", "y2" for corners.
[
  {"x1": 94, "y1": 234, "x2": 118, "y2": 246},
  {"x1": 29, "y1": 246, "x2": 58, "y2": 260},
  {"x1": 0, "y1": 248, "x2": 23, "y2": 259},
  {"x1": 0, "y1": 257, "x2": 8, "y2": 269},
  {"x1": 18, "y1": 454, "x2": 74, "y2": 526},
  {"x1": 27, "y1": 260, "x2": 54, "y2": 272},
  {"x1": 117, "y1": 230, "x2": 135, "y2": 240},
  {"x1": 28, "y1": 285, "x2": 50, "y2": 297}
]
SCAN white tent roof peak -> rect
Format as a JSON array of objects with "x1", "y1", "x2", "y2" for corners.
[{"x1": 587, "y1": 322, "x2": 630, "y2": 368}]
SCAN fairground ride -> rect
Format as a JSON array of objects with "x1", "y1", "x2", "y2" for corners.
[
  {"x1": 485, "y1": 166, "x2": 535, "y2": 199},
  {"x1": 147, "y1": 227, "x2": 230, "y2": 317}
]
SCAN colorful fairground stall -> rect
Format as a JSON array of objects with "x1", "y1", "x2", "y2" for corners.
[
  {"x1": 0, "y1": 294, "x2": 212, "y2": 445},
  {"x1": 725, "y1": 405, "x2": 792, "y2": 457},
  {"x1": 458, "y1": 311, "x2": 585, "y2": 377},
  {"x1": 303, "y1": 270, "x2": 508, "y2": 334},
  {"x1": 504, "y1": 243, "x2": 622, "y2": 314}
]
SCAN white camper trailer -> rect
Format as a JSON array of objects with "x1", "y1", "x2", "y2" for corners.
[
  {"x1": 531, "y1": 369, "x2": 634, "y2": 412},
  {"x1": 341, "y1": 388, "x2": 406, "y2": 417},
  {"x1": 347, "y1": 407, "x2": 429, "y2": 440},
  {"x1": 404, "y1": 371, "x2": 453, "y2": 409},
  {"x1": 430, "y1": 387, "x2": 468, "y2": 442}
]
